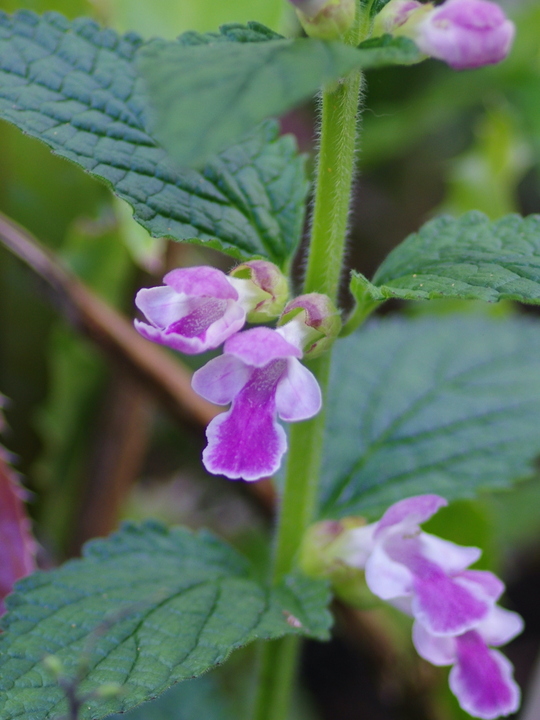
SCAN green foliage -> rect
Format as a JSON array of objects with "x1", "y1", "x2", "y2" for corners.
[
  {"x1": 356, "y1": 34, "x2": 420, "y2": 63},
  {"x1": 140, "y1": 33, "x2": 421, "y2": 169},
  {"x1": 366, "y1": 0, "x2": 393, "y2": 17},
  {"x1": 352, "y1": 212, "x2": 540, "y2": 305},
  {"x1": 109, "y1": 0, "x2": 284, "y2": 39},
  {"x1": 0, "y1": 12, "x2": 308, "y2": 265},
  {"x1": 441, "y1": 109, "x2": 530, "y2": 219},
  {"x1": 0, "y1": 522, "x2": 331, "y2": 720},
  {"x1": 175, "y1": 21, "x2": 283, "y2": 45},
  {"x1": 320, "y1": 315, "x2": 540, "y2": 519}
]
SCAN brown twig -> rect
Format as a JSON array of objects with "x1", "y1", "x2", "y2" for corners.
[
  {"x1": 0, "y1": 212, "x2": 216, "y2": 427},
  {"x1": 0, "y1": 211, "x2": 275, "y2": 511}
]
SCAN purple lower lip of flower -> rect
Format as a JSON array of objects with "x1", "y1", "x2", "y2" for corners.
[
  {"x1": 415, "y1": 0, "x2": 515, "y2": 71},
  {"x1": 413, "y1": 615, "x2": 522, "y2": 719},
  {"x1": 192, "y1": 327, "x2": 322, "y2": 481},
  {"x1": 134, "y1": 266, "x2": 246, "y2": 354},
  {"x1": 450, "y1": 631, "x2": 521, "y2": 719}
]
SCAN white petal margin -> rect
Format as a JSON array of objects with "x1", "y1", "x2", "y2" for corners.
[
  {"x1": 135, "y1": 286, "x2": 192, "y2": 327},
  {"x1": 192, "y1": 355, "x2": 252, "y2": 405},
  {"x1": 364, "y1": 543, "x2": 413, "y2": 600},
  {"x1": 477, "y1": 606, "x2": 524, "y2": 647},
  {"x1": 412, "y1": 621, "x2": 456, "y2": 666},
  {"x1": 275, "y1": 358, "x2": 322, "y2": 421}
]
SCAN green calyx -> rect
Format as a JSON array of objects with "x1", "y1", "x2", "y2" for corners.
[
  {"x1": 278, "y1": 293, "x2": 342, "y2": 358},
  {"x1": 299, "y1": 518, "x2": 376, "y2": 607},
  {"x1": 228, "y1": 260, "x2": 289, "y2": 323}
]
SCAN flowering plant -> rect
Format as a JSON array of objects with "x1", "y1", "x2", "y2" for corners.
[{"x1": 2, "y1": 1, "x2": 540, "y2": 719}]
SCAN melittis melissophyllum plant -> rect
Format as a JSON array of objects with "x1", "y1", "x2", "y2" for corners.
[{"x1": 3, "y1": 0, "x2": 540, "y2": 718}]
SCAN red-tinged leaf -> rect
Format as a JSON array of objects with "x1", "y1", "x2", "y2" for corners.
[{"x1": 0, "y1": 402, "x2": 36, "y2": 615}]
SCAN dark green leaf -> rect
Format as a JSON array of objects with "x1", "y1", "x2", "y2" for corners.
[
  {"x1": 355, "y1": 212, "x2": 540, "y2": 305},
  {"x1": 0, "y1": 522, "x2": 331, "y2": 720},
  {"x1": 176, "y1": 21, "x2": 284, "y2": 47},
  {"x1": 321, "y1": 315, "x2": 540, "y2": 519},
  {"x1": 0, "y1": 11, "x2": 307, "y2": 264},
  {"x1": 366, "y1": 0, "x2": 393, "y2": 17},
  {"x1": 139, "y1": 35, "x2": 422, "y2": 169},
  {"x1": 355, "y1": 35, "x2": 421, "y2": 63}
]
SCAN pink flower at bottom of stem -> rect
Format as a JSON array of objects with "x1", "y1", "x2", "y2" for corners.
[
  {"x1": 192, "y1": 327, "x2": 322, "y2": 481},
  {"x1": 346, "y1": 495, "x2": 502, "y2": 636}
]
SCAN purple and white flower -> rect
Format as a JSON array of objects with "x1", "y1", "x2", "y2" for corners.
[
  {"x1": 192, "y1": 326, "x2": 322, "y2": 481},
  {"x1": 414, "y1": 0, "x2": 515, "y2": 70},
  {"x1": 374, "y1": 0, "x2": 515, "y2": 71},
  {"x1": 134, "y1": 262, "x2": 290, "y2": 355},
  {"x1": 134, "y1": 266, "x2": 246, "y2": 355},
  {"x1": 347, "y1": 495, "x2": 503, "y2": 635},
  {"x1": 313, "y1": 495, "x2": 523, "y2": 718}
]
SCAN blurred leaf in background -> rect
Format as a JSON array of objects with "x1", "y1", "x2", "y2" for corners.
[
  {"x1": 441, "y1": 106, "x2": 531, "y2": 219},
  {"x1": 96, "y1": 0, "x2": 285, "y2": 38}
]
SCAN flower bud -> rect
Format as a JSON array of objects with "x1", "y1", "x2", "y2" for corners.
[
  {"x1": 289, "y1": 0, "x2": 356, "y2": 40},
  {"x1": 300, "y1": 518, "x2": 376, "y2": 607},
  {"x1": 374, "y1": 0, "x2": 515, "y2": 71},
  {"x1": 372, "y1": 0, "x2": 427, "y2": 36},
  {"x1": 416, "y1": 0, "x2": 515, "y2": 70},
  {"x1": 228, "y1": 260, "x2": 289, "y2": 324},
  {"x1": 278, "y1": 293, "x2": 341, "y2": 358}
]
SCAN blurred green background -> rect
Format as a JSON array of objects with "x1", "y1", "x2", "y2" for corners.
[{"x1": 1, "y1": 0, "x2": 540, "y2": 718}]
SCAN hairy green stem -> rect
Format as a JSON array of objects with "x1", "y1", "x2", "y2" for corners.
[
  {"x1": 272, "y1": 353, "x2": 331, "y2": 583},
  {"x1": 251, "y1": 10, "x2": 369, "y2": 720},
  {"x1": 303, "y1": 73, "x2": 364, "y2": 301}
]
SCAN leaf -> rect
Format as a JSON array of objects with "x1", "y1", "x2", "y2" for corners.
[
  {"x1": 355, "y1": 34, "x2": 421, "y2": 64},
  {"x1": 0, "y1": 12, "x2": 308, "y2": 265},
  {"x1": 353, "y1": 212, "x2": 540, "y2": 305},
  {"x1": 320, "y1": 315, "x2": 540, "y2": 520},
  {"x1": 175, "y1": 22, "x2": 284, "y2": 46},
  {"x1": 366, "y1": 0, "x2": 393, "y2": 17},
  {"x1": 139, "y1": 34, "x2": 422, "y2": 168},
  {"x1": 109, "y1": 0, "x2": 284, "y2": 40},
  {"x1": 0, "y1": 522, "x2": 331, "y2": 720}
]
